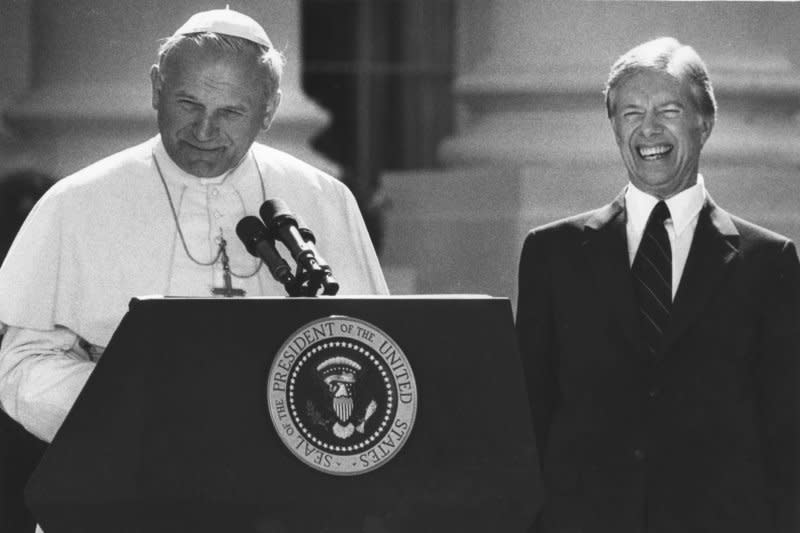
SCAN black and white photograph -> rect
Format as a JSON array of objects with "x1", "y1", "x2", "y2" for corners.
[{"x1": 0, "y1": 1, "x2": 798, "y2": 532}]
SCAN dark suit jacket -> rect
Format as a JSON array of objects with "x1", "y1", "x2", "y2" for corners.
[{"x1": 516, "y1": 193, "x2": 799, "y2": 533}]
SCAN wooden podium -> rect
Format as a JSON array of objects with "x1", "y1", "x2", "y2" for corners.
[{"x1": 26, "y1": 296, "x2": 542, "y2": 532}]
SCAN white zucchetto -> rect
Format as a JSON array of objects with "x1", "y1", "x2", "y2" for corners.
[{"x1": 173, "y1": 7, "x2": 273, "y2": 48}]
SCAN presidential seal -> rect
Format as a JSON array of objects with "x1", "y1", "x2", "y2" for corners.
[{"x1": 267, "y1": 316, "x2": 418, "y2": 475}]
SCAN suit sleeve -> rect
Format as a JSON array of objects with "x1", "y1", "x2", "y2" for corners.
[
  {"x1": 755, "y1": 240, "x2": 800, "y2": 532},
  {"x1": 516, "y1": 231, "x2": 558, "y2": 466}
]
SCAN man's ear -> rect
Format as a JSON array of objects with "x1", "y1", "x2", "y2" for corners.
[
  {"x1": 261, "y1": 90, "x2": 282, "y2": 131},
  {"x1": 610, "y1": 117, "x2": 624, "y2": 148},
  {"x1": 699, "y1": 114, "x2": 714, "y2": 146},
  {"x1": 150, "y1": 64, "x2": 162, "y2": 110}
]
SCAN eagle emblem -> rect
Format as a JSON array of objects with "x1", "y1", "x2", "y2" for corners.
[{"x1": 310, "y1": 356, "x2": 378, "y2": 439}]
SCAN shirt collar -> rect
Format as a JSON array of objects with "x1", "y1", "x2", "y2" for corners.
[
  {"x1": 625, "y1": 175, "x2": 707, "y2": 237},
  {"x1": 152, "y1": 135, "x2": 250, "y2": 188}
]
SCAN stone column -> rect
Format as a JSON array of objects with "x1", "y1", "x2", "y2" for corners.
[
  {"x1": 1, "y1": 0, "x2": 333, "y2": 179},
  {"x1": 382, "y1": 0, "x2": 800, "y2": 300}
]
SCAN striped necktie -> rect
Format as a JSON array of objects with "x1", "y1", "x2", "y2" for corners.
[{"x1": 632, "y1": 201, "x2": 672, "y2": 355}]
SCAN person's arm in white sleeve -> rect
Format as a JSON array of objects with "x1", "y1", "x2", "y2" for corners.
[{"x1": 0, "y1": 326, "x2": 96, "y2": 442}]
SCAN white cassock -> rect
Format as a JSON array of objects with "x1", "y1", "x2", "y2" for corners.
[{"x1": 0, "y1": 135, "x2": 388, "y2": 444}]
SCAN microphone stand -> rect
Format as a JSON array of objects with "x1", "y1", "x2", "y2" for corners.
[{"x1": 290, "y1": 261, "x2": 338, "y2": 296}]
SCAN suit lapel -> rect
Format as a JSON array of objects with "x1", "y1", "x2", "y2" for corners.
[
  {"x1": 582, "y1": 191, "x2": 643, "y2": 352},
  {"x1": 662, "y1": 197, "x2": 740, "y2": 353}
]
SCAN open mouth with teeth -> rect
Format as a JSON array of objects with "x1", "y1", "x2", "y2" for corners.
[{"x1": 637, "y1": 144, "x2": 673, "y2": 161}]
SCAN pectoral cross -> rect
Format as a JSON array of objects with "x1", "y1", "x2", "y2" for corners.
[{"x1": 211, "y1": 233, "x2": 246, "y2": 297}]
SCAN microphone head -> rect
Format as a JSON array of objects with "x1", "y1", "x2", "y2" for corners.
[
  {"x1": 259, "y1": 198, "x2": 296, "y2": 231},
  {"x1": 235, "y1": 216, "x2": 269, "y2": 256}
]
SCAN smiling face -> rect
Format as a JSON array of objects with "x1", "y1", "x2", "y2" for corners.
[
  {"x1": 151, "y1": 43, "x2": 280, "y2": 177},
  {"x1": 609, "y1": 69, "x2": 713, "y2": 199}
]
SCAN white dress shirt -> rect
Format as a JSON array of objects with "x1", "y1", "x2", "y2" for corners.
[{"x1": 624, "y1": 175, "x2": 707, "y2": 300}]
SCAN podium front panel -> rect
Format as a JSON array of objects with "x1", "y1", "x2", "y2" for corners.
[{"x1": 26, "y1": 296, "x2": 541, "y2": 532}]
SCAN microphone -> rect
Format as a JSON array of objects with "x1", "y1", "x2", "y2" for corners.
[
  {"x1": 235, "y1": 216, "x2": 298, "y2": 292},
  {"x1": 295, "y1": 214, "x2": 339, "y2": 295},
  {"x1": 259, "y1": 199, "x2": 326, "y2": 290}
]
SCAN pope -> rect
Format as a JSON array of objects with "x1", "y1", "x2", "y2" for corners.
[{"x1": 0, "y1": 8, "x2": 388, "y2": 444}]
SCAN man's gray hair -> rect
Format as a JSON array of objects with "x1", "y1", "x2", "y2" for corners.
[
  {"x1": 604, "y1": 37, "x2": 717, "y2": 120},
  {"x1": 156, "y1": 32, "x2": 285, "y2": 102}
]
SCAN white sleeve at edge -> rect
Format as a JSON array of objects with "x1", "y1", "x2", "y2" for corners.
[{"x1": 0, "y1": 326, "x2": 95, "y2": 443}]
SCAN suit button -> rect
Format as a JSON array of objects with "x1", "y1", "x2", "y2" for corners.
[
  {"x1": 648, "y1": 387, "x2": 660, "y2": 398},
  {"x1": 633, "y1": 449, "x2": 645, "y2": 461}
]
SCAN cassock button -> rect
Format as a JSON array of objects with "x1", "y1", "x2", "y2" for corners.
[
  {"x1": 648, "y1": 387, "x2": 660, "y2": 398},
  {"x1": 633, "y1": 449, "x2": 645, "y2": 461}
]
